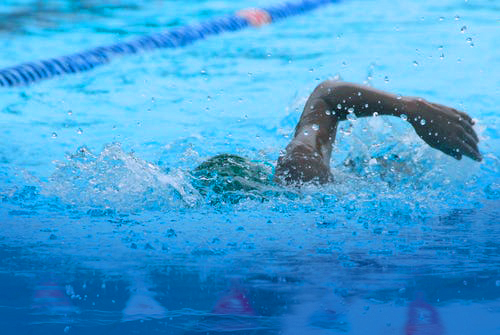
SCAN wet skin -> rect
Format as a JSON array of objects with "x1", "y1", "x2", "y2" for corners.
[{"x1": 274, "y1": 80, "x2": 481, "y2": 184}]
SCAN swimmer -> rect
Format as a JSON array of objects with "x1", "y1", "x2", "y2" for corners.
[{"x1": 193, "y1": 80, "x2": 481, "y2": 194}]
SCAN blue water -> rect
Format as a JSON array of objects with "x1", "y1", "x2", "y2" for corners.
[{"x1": 1, "y1": 0, "x2": 499, "y2": 334}]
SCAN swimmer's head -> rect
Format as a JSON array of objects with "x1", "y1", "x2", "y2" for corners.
[{"x1": 191, "y1": 154, "x2": 272, "y2": 202}]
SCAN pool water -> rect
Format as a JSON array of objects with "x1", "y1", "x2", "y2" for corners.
[{"x1": 0, "y1": 0, "x2": 499, "y2": 334}]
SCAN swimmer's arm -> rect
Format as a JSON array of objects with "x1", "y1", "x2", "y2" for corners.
[
  {"x1": 275, "y1": 80, "x2": 481, "y2": 185},
  {"x1": 309, "y1": 80, "x2": 481, "y2": 161}
]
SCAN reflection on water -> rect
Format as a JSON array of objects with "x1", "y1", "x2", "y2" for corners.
[
  {"x1": 405, "y1": 292, "x2": 444, "y2": 335},
  {"x1": 0, "y1": 230, "x2": 499, "y2": 335},
  {"x1": 122, "y1": 275, "x2": 167, "y2": 322}
]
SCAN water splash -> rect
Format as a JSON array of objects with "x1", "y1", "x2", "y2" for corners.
[{"x1": 44, "y1": 143, "x2": 200, "y2": 211}]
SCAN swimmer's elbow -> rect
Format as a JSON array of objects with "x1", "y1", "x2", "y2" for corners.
[{"x1": 311, "y1": 80, "x2": 350, "y2": 100}]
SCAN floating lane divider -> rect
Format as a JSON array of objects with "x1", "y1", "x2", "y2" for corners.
[{"x1": 0, "y1": 0, "x2": 339, "y2": 87}]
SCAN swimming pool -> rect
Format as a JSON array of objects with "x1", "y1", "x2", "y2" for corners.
[{"x1": 0, "y1": 0, "x2": 499, "y2": 334}]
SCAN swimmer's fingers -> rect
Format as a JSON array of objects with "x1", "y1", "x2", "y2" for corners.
[
  {"x1": 463, "y1": 130, "x2": 480, "y2": 154},
  {"x1": 427, "y1": 101, "x2": 478, "y2": 141},
  {"x1": 407, "y1": 97, "x2": 482, "y2": 161},
  {"x1": 457, "y1": 140, "x2": 482, "y2": 161},
  {"x1": 427, "y1": 101, "x2": 481, "y2": 157},
  {"x1": 444, "y1": 109, "x2": 481, "y2": 143},
  {"x1": 429, "y1": 102, "x2": 474, "y2": 125},
  {"x1": 458, "y1": 128, "x2": 482, "y2": 161},
  {"x1": 462, "y1": 121, "x2": 479, "y2": 143},
  {"x1": 442, "y1": 127, "x2": 482, "y2": 161}
]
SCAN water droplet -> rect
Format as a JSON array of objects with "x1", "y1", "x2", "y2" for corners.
[
  {"x1": 347, "y1": 107, "x2": 355, "y2": 113},
  {"x1": 342, "y1": 61, "x2": 347, "y2": 66},
  {"x1": 207, "y1": 95, "x2": 211, "y2": 101},
  {"x1": 420, "y1": 119, "x2": 426, "y2": 125},
  {"x1": 337, "y1": 104, "x2": 342, "y2": 109},
  {"x1": 455, "y1": 15, "x2": 460, "y2": 20},
  {"x1": 373, "y1": 112, "x2": 379, "y2": 117},
  {"x1": 413, "y1": 61, "x2": 419, "y2": 67},
  {"x1": 400, "y1": 114, "x2": 408, "y2": 121},
  {"x1": 51, "y1": 132, "x2": 58, "y2": 138},
  {"x1": 396, "y1": 95, "x2": 402, "y2": 100},
  {"x1": 439, "y1": 16, "x2": 445, "y2": 21},
  {"x1": 309, "y1": 68, "x2": 314, "y2": 72},
  {"x1": 77, "y1": 128, "x2": 83, "y2": 134},
  {"x1": 364, "y1": 103, "x2": 369, "y2": 108},
  {"x1": 67, "y1": 110, "x2": 73, "y2": 116},
  {"x1": 357, "y1": 91, "x2": 362, "y2": 96},
  {"x1": 303, "y1": 130, "x2": 309, "y2": 136},
  {"x1": 312, "y1": 124, "x2": 319, "y2": 131},
  {"x1": 466, "y1": 37, "x2": 472, "y2": 43},
  {"x1": 440, "y1": 53, "x2": 445, "y2": 60},
  {"x1": 325, "y1": 110, "x2": 332, "y2": 116},
  {"x1": 460, "y1": 25, "x2": 467, "y2": 33},
  {"x1": 384, "y1": 76, "x2": 389, "y2": 83}
]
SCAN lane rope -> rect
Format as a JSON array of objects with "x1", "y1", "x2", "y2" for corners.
[{"x1": 0, "y1": 0, "x2": 339, "y2": 87}]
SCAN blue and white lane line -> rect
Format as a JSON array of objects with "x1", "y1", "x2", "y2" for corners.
[{"x1": 0, "y1": 0, "x2": 340, "y2": 87}]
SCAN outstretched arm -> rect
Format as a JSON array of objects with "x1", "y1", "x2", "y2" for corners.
[{"x1": 274, "y1": 80, "x2": 481, "y2": 185}]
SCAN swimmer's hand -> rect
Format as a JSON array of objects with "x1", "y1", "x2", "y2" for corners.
[{"x1": 406, "y1": 98, "x2": 481, "y2": 161}]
